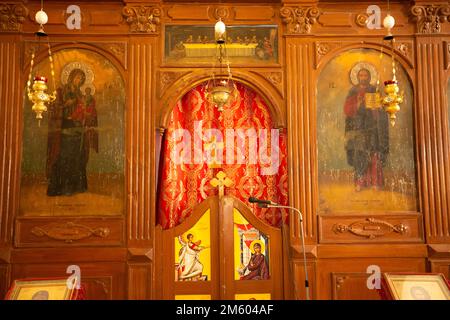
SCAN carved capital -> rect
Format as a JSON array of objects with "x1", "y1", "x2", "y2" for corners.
[
  {"x1": 122, "y1": 5, "x2": 161, "y2": 33},
  {"x1": 410, "y1": 4, "x2": 450, "y2": 34},
  {"x1": 0, "y1": 3, "x2": 28, "y2": 32},
  {"x1": 31, "y1": 222, "x2": 110, "y2": 243},
  {"x1": 333, "y1": 218, "x2": 408, "y2": 239},
  {"x1": 280, "y1": 6, "x2": 320, "y2": 34}
]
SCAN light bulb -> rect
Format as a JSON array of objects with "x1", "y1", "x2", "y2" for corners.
[
  {"x1": 215, "y1": 19, "x2": 226, "y2": 36},
  {"x1": 383, "y1": 14, "x2": 395, "y2": 30},
  {"x1": 35, "y1": 10, "x2": 48, "y2": 25}
]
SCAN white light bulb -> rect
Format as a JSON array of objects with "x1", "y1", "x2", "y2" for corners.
[
  {"x1": 383, "y1": 14, "x2": 395, "y2": 30},
  {"x1": 35, "y1": 10, "x2": 48, "y2": 25},
  {"x1": 215, "y1": 19, "x2": 226, "y2": 36}
]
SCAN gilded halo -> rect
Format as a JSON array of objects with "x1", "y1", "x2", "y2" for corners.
[
  {"x1": 249, "y1": 239, "x2": 266, "y2": 254},
  {"x1": 349, "y1": 61, "x2": 378, "y2": 86},
  {"x1": 61, "y1": 61, "x2": 96, "y2": 95}
]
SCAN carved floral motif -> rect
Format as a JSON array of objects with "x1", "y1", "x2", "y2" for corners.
[
  {"x1": 410, "y1": 5, "x2": 450, "y2": 34},
  {"x1": 122, "y1": 6, "x2": 161, "y2": 33},
  {"x1": 280, "y1": 6, "x2": 320, "y2": 34},
  {"x1": 0, "y1": 3, "x2": 28, "y2": 32}
]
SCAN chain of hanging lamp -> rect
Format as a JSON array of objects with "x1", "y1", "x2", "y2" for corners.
[{"x1": 26, "y1": 0, "x2": 57, "y2": 125}]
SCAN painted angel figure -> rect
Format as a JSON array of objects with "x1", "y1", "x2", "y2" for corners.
[{"x1": 177, "y1": 234, "x2": 208, "y2": 281}]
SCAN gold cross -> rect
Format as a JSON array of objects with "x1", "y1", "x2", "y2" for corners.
[{"x1": 210, "y1": 170, "x2": 233, "y2": 198}]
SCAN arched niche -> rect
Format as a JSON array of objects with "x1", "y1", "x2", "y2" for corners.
[
  {"x1": 20, "y1": 46, "x2": 126, "y2": 217},
  {"x1": 157, "y1": 69, "x2": 285, "y2": 130},
  {"x1": 316, "y1": 47, "x2": 418, "y2": 214}
]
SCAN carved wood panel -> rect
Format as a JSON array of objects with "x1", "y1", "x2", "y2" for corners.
[
  {"x1": 332, "y1": 272, "x2": 381, "y2": 300},
  {"x1": 319, "y1": 215, "x2": 422, "y2": 243},
  {"x1": 15, "y1": 217, "x2": 124, "y2": 247}
]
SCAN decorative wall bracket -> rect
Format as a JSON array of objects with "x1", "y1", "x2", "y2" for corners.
[
  {"x1": 410, "y1": 4, "x2": 450, "y2": 34},
  {"x1": 122, "y1": 5, "x2": 161, "y2": 33},
  {"x1": 280, "y1": 6, "x2": 320, "y2": 34},
  {"x1": 0, "y1": 3, "x2": 28, "y2": 32},
  {"x1": 31, "y1": 222, "x2": 110, "y2": 243},
  {"x1": 333, "y1": 218, "x2": 408, "y2": 239}
]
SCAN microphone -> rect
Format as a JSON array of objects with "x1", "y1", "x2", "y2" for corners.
[{"x1": 248, "y1": 197, "x2": 279, "y2": 206}]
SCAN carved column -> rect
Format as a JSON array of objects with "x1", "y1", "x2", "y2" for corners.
[
  {"x1": 284, "y1": 18, "x2": 318, "y2": 297},
  {"x1": 412, "y1": 3, "x2": 450, "y2": 270},
  {"x1": 126, "y1": 32, "x2": 158, "y2": 298},
  {"x1": 0, "y1": 3, "x2": 25, "y2": 294}
]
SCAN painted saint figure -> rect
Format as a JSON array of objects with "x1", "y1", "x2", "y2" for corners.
[
  {"x1": 177, "y1": 234, "x2": 208, "y2": 281},
  {"x1": 344, "y1": 66, "x2": 389, "y2": 192},
  {"x1": 238, "y1": 242, "x2": 269, "y2": 280},
  {"x1": 47, "y1": 68, "x2": 98, "y2": 196}
]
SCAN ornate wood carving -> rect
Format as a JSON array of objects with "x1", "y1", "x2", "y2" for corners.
[
  {"x1": 94, "y1": 42, "x2": 127, "y2": 68},
  {"x1": 355, "y1": 13, "x2": 368, "y2": 28},
  {"x1": 314, "y1": 41, "x2": 343, "y2": 69},
  {"x1": 395, "y1": 40, "x2": 415, "y2": 68},
  {"x1": 410, "y1": 4, "x2": 450, "y2": 34},
  {"x1": 333, "y1": 218, "x2": 408, "y2": 239},
  {"x1": 250, "y1": 71, "x2": 283, "y2": 98},
  {"x1": 214, "y1": 6, "x2": 229, "y2": 20},
  {"x1": 158, "y1": 71, "x2": 190, "y2": 98},
  {"x1": 122, "y1": 6, "x2": 161, "y2": 33},
  {"x1": 31, "y1": 222, "x2": 110, "y2": 243},
  {"x1": 0, "y1": 3, "x2": 28, "y2": 32},
  {"x1": 280, "y1": 6, "x2": 320, "y2": 34}
]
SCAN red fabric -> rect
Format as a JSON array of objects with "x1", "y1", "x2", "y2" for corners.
[
  {"x1": 344, "y1": 94, "x2": 358, "y2": 117},
  {"x1": 157, "y1": 83, "x2": 288, "y2": 229},
  {"x1": 356, "y1": 153, "x2": 383, "y2": 189}
]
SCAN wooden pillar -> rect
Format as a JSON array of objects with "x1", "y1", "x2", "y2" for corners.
[
  {"x1": 126, "y1": 37, "x2": 157, "y2": 299},
  {"x1": 0, "y1": 33, "x2": 23, "y2": 298},
  {"x1": 412, "y1": 0, "x2": 450, "y2": 278}
]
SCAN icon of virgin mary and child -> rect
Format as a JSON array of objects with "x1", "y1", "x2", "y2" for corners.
[{"x1": 46, "y1": 62, "x2": 98, "y2": 196}]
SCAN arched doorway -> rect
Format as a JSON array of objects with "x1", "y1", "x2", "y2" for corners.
[{"x1": 155, "y1": 81, "x2": 288, "y2": 300}]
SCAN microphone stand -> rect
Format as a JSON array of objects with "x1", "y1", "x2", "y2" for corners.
[{"x1": 263, "y1": 203, "x2": 310, "y2": 300}]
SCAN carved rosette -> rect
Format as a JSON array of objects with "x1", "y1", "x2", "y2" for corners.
[
  {"x1": 280, "y1": 6, "x2": 320, "y2": 34},
  {"x1": 355, "y1": 13, "x2": 368, "y2": 27},
  {"x1": 31, "y1": 222, "x2": 110, "y2": 243},
  {"x1": 410, "y1": 5, "x2": 450, "y2": 34},
  {"x1": 0, "y1": 3, "x2": 28, "y2": 32},
  {"x1": 333, "y1": 218, "x2": 408, "y2": 239},
  {"x1": 122, "y1": 6, "x2": 161, "y2": 33},
  {"x1": 214, "y1": 7, "x2": 229, "y2": 20}
]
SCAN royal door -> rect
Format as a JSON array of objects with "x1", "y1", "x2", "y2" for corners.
[{"x1": 157, "y1": 195, "x2": 283, "y2": 300}]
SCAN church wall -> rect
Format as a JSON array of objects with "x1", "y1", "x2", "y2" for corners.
[{"x1": 0, "y1": 0, "x2": 449, "y2": 299}]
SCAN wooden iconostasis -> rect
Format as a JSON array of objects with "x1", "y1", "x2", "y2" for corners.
[{"x1": 0, "y1": 0, "x2": 449, "y2": 300}]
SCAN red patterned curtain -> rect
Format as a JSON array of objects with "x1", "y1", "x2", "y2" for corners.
[{"x1": 157, "y1": 82, "x2": 288, "y2": 229}]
